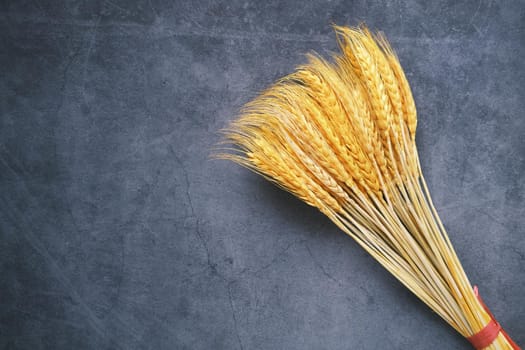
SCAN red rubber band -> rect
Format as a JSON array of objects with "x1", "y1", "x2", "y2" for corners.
[
  {"x1": 466, "y1": 318, "x2": 501, "y2": 349},
  {"x1": 466, "y1": 286, "x2": 521, "y2": 350}
]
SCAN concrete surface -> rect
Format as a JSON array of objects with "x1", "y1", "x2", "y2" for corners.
[{"x1": 1, "y1": 1, "x2": 524, "y2": 349}]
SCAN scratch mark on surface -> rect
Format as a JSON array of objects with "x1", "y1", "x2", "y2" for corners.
[
  {"x1": 228, "y1": 282, "x2": 245, "y2": 350},
  {"x1": 104, "y1": 0, "x2": 129, "y2": 14},
  {"x1": 252, "y1": 239, "x2": 307, "y2": 275},
  {"x1": 475, "y1": 208, "x2": 508, "y2": 229},
  {"x1": 4, "y1": 14, "x2": 505, "y2": 46},
  {"x1": 81, "y1": 17, "x2": 100, "y2": 107},
  {"x1": 468, "y1": 0, "x2": 483, "y2": 35},
  {"x1": 0, "y1": 154, "x2": 129, "y2": 350},
  {"x1": 437, "y1": 199, "x2": 496, "y2": 213},
  {"x1": 0, "y1": 195, "x2": 113, "y2": 345},
  {"x1": 0, "y1": 147, "x2": 25, "y2": 180},
  {"x1": 166, "y1": 140, "x2": 215, "y2": 272},
  {"x1": 305, "y1": 243, "x2": 342, "y2": 286}
]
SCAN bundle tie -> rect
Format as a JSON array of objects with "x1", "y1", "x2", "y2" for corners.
[{"x1": 466, "y1": 286, "x2": 521, "y2": 350}]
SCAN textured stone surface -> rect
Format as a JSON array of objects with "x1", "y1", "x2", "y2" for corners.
[{"x1": 1, "y1": 1, "x2": 524, "y2": 349}]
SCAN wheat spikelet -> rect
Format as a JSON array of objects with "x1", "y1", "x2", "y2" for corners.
[
  {"x1": 217, "y1": 25, "x2": 520, "y2": 350},
  {"x1": 334, "y1": 26, "x2": 393, "y2": 135},
  {"x1": 261, "y1": 85, "x2": 357, "y2": 191},
  {"x1": 293, "y1": 58, "x2": 380, "y2": 194},
  {"x1": 376, "y1": 32, "x2": 418, "y2": 141},
  {"x1": 333, "y1": 56, "x2": 391, "y2": 186}
]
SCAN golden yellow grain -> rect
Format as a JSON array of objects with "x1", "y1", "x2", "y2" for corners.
[
  {"x1": 293, "y1": 58, "x2": 380, "y2": 194},
  {"x1": 360, "y1": 30, "x2": 406, "y2": 163},
  {"x1": 376, "y1": 32, "x2": 418, "y2": 140},
  {"x1": 334, "y1": 26, "x2": 393, "y2": 135},
  {"x1": 259, "y1": 86, "x2": 357, "y2": 191},
  {"x1": 333, "y1": 56, "x2": 391, "y2": 184},
  {"x1": 217, "y1": 25, "x2": 518, "y2": 350}
]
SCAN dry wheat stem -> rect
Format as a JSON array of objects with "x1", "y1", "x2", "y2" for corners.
[{"x1": 216, "y1": 25, "x2": 517, "y2": 349}]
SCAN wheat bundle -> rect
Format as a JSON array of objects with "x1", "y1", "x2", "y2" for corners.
[{"x1": 217, "y1": 25, "x2": 520, "y2": 349}]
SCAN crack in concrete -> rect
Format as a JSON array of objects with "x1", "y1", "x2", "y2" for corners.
[
  {"x1": 305, "y1": 243, "x2": 343, "y2": 286},
  {"x1": 252, "y1": 239, "x2": 307, "y2": 276},
  {"x1": 167, "y1": 141, "x2": 215, "y2": 273}
]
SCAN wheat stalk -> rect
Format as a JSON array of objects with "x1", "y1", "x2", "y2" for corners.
[{"x1": 216, "y1": 25, "x2": 519, "y2": 349}]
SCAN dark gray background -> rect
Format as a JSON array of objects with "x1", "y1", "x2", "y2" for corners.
[{"x1": 1, "y1": 1, "x2": 524, "y2": 349}]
